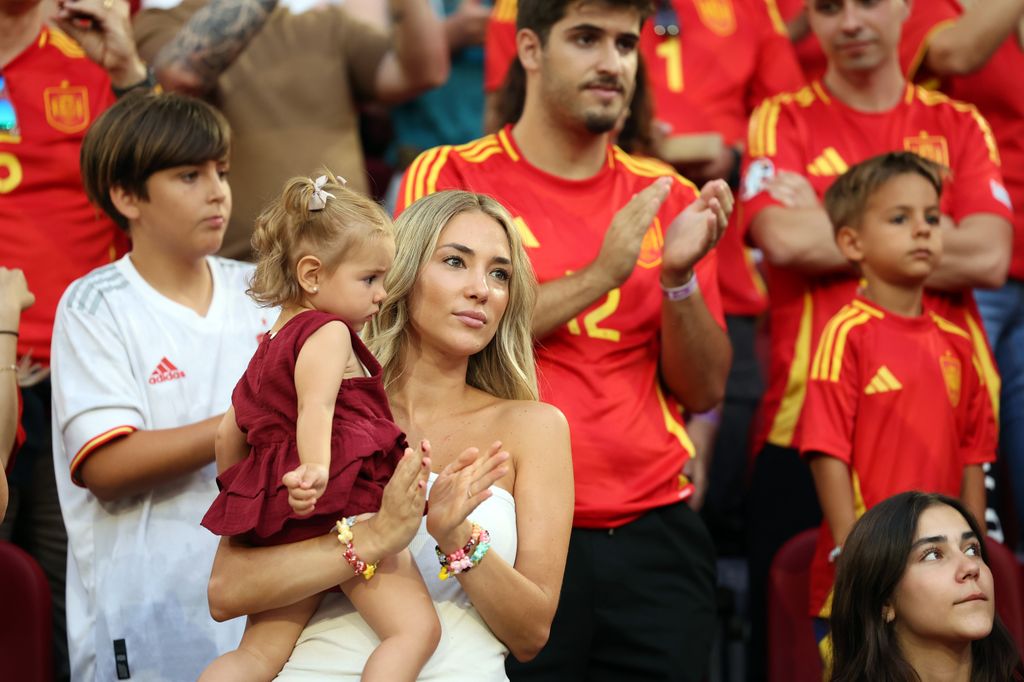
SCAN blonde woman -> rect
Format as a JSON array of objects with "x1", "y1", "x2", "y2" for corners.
[{"x1": 206, "y1": 190, "x2": 573, "y2": 680}]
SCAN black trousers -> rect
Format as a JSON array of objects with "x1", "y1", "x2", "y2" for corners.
[{"x1": 507, "y1": 502, "x2": 718, "y2": 682}]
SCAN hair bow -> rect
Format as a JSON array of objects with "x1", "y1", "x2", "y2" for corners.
[{"x1": 307, "y1": 175, "x2": 337, "y2": 211}]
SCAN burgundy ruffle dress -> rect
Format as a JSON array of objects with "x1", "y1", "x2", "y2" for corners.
[{"x1": 201, "y1": 310, "x2": 406, "y2": 546}]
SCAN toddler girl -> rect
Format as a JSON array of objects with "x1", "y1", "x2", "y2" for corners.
[{"x1": 199, "y1": 173, "x2": 440, "y2": 681}]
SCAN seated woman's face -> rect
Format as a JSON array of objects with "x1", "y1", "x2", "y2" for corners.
[
  {"x1": 406, "y1": 210, "x2": 513, "y2": 356},
  {"x1": 889, "y1": 503, "x2": 995, "y2": 648}
]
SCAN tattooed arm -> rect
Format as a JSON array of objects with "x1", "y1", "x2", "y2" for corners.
[
  {"x1": 373, "y1": 0, "x2": 449, "y2": 103},
  {"x1": 151, "y1": 0, "x2": 277, "y2": 96}
]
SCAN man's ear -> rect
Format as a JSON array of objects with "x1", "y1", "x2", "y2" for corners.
[
  {"x1": 835, "y1": 225, "x2": 864, "y2": 264},
  {"x1": 517, "y1": 28, "x2": 543, "y2": 72},
  {"x1": 109, "y1": 186, "x2": 142, "y2": 222},
  {"x1": 295, "y1": 255, "x2": 323, "y2": 295}
]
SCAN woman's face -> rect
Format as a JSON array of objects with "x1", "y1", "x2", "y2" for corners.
[
  {"x1": 406, "y1": 210, "x2": 513, "y2": 358},
  {"x1": 889, "y1": 504, "x2": 995, "y2": 651}
]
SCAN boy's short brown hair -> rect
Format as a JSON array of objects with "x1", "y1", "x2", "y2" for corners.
[
  {"x1": 80, "y1": 91, "x2": 231, "y2": 231},
  {"x1": 824, "y1": 151, "x2": 946, "y2": 234}
]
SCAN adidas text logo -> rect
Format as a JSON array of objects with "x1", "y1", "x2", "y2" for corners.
[
  {"x1": 865, "y1": 365, "x2": 902, "y2": 395},
  {"x1": 149, "y1": 357, "x2": 186, "y2": 384}
]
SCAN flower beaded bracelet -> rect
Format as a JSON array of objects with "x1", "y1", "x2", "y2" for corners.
[
  {"x1": 435, "y1": 522, "x2": 492, "y2": 580},
  {"x1": 335, "y1": 517, "x2": 378, "y2": 580}
]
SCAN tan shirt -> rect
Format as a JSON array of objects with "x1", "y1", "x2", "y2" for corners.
[{"x1": 135, "y1": 1, "x2": 390, "y2": 259}]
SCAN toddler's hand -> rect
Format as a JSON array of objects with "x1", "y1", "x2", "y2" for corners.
[{"x1": 283, "y1": 463, "x2": 329, "y2": 516}]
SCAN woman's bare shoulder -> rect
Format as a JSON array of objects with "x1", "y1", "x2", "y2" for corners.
[{"x1": 488, "y1": 398, "x2": 568, "y2": 433}]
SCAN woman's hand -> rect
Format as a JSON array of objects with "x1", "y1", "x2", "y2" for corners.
[
  {"x1": 426, "y1": 442, "x2": 510, "y2": 554},
  {"x1": 363, "y1": 443, "x2": 431, "y2": 556}
]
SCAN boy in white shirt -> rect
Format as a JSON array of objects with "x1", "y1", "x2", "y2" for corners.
[{"x1": 50, "y1": 92, "x2": 268, "y2": 681}]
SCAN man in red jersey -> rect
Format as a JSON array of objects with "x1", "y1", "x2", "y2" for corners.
[
  {"x1": 399, "y1": 2, "x2": 732, "y2": 679},
  {"x1": 484, "y1": 0, "x2": 805, "y2": 555},
  {"x1": 0, "y1": 0, "x2": 148, "y2": 677},
  {"x1": 738, "y1": 0, "x2": 1012, "y2": 678},
  {"x1": 897, "y1": 0, "x2": 1024, "y2": 547}
]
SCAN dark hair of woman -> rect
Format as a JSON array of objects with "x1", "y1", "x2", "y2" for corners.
[{"x1": 830, "y1": 491, "x2": 1024, "y2": 682}]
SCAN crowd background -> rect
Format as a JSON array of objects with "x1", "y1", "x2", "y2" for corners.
[{"x1": 2, "y1": 0, "x2": 1024, "y2": 680}]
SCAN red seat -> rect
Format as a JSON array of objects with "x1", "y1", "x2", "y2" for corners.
[
  {"x1": 0, "y1": 540, "x2": 52, "y2": 682},
  {"x1": 767, "y1": 529, "x2": 822, "y2": 682},
  {"x1": 986, "y1": 539, "x2": 1024, "y2": 654}
]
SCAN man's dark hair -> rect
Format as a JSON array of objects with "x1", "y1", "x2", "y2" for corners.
[
  {"x1": 516, "y1": 0, "x2": 655, "y2": 45},
  {"x1": 80, "y1": 91, "x2": 230, "y2": 231}
]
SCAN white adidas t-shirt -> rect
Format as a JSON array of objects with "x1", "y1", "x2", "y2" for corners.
[{"x1": 51, "y1": 255, "x2": 271, "y2": 681}]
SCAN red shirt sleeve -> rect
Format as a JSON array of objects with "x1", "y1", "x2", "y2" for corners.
[
  {"x1": 799, "y1": 323, "x2": 860, "y2": 463},
  {"x1": 394, "y1": 146, "x2": 464, "y2": 214},
  {"x1": 484, "y1": 0, "x2": 518, "y2": 94},
  {"x1": 739, "y1": 97, "x2": 806, "y2": 242},
  {"x1": 945, "y1": 106, "x2": 1013, "y2": 223},
  {"x1": 899, "y1": 0, "x2": 960, "y2": 83},
  {"x1": 961, "y1": 349, "x2": 998, "y2": 467}
]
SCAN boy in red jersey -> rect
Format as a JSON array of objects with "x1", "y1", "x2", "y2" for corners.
[
  {"x1": 738, "y1": 0, "x2": 1012, "y2": 676},
  {"x1": 0, "y1": 0, "x2": 150, "y2": 676},
  {"x1": 898, "y1": 0, "x2": 1024, "y2": 546},
  {"x1": 399, "y1": 2, "x2": 733, "y2": 679},
  {"x1": 802, "y1": 151, "x2": 995, "y2": 662}
]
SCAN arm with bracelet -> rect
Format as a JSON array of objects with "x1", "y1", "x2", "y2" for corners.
[{"x1": 0, "y1": 268, "x2": 34, "y2": 522}]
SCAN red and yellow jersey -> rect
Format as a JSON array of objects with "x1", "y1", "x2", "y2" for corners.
[
  {"x1": 0, "y1": 27, "x2": 127, "y2": 366},
  {"x1": 801, "y1": 297, "x2": 996, "y2": 617},
  {"x1": 397, "y1": 126, "x2": 726, "y2": 528},
  {"x1": 900, "y1": 0, "x2": 1024, "y2": 281},
  {"x1": 485, "y1": 0, "x2": 804, "y2": 317},
  {"x1": 740, "y1": 80, "x2": 1010, "y2": 452}
]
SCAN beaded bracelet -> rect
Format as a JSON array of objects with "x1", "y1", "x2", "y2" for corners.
[
  {"x1": 335, "y1": 517, "x2": 378, "y2": 580},
  {"x1": 435, "y1": 523, "x2": 492, "y2": 580}
]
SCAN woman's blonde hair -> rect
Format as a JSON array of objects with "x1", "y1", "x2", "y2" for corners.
[
  {"x1": 366, "y1": 191, "x2": 538, "y2": 401},
  {"x1": 248, "y1": 170, "x2": 392, "y2": 307}
]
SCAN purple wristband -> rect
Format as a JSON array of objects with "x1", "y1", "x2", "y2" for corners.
[{"x1": 661, "y1": 273, "x2": 699, "y2": 301}]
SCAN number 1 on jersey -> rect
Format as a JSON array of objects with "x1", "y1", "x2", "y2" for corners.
[{"x1": 655, "y1": 38, "x2": 684, "y2": 93}]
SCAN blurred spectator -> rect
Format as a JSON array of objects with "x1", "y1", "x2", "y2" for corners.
[
  {"x1": 384, "y1": 0, "x2": 492, "y2": 213},
  {"x1": 899, "y1": 0, "x2": 1024, "y2": 546},
  {"x1": 0, "y1": 268, "x2": 34, "y2": 524},
  {"x1": 740, "y1": 0, "x2": 1012, "y2": 677},
  {"x1": 134, "y1": 0, "x2": 450, "y2": 259},
  {"x1": 484, "y1": 0, "x2": 805, "y2": 555},
  {"x1": 0, "y1": 0, "x2": 148, "y2": 676},
  {"x1": 776, "y1": 0, "x2": 826, "y2": 81}
]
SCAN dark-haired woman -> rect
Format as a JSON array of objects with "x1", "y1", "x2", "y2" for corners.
[{"x1": 830, "y1": 491, "x2": 1024, "y2": 682}]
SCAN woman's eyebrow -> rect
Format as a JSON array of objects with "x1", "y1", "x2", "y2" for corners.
[{"x1": 910, "y1": 531, "x2": 977, "y2": 549}]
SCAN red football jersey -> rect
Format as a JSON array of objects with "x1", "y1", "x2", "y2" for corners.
[
  {"x1": 741, "y1": 81, "x2": 1011, "y2": 452},
  {"x1": 484, "y1": 0, "x2": 804, "y2": 316},
  {"x1": 801, "y1": 297, "x2": 996, "y2": 617},
  {"x1": 900, "y1": 1, "x2": 1024, "y2": 281},
  {"x1": 0, "y1": 28, "x2": 126, "y2": 366},
  {"x1": 397, "y1": 126, "x2": 726, "y2": 528}
]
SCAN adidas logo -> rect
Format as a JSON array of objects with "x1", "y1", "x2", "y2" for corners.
[
  {"x1": 149, "y1": 357, "x2": 186, "y2": 384},
  {"x1": 807, "y1": 147, "x2": 849, "y2": 177},
  {"x1": 865, "y1": 365, "x2": 902, "y2": 395}
]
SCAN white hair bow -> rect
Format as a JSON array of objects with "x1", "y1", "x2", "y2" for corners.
[{"x1": 308, "y1": 175, "x2": 337, "y2": 211}]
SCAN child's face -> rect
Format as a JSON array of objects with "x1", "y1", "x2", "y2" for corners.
[
  {"x1": 839, "y1": 173, "x2": 942, "y2": 287},
  {"x1": 314, "y1": 235, "x2": 395, "y2": 331},
  {"x1": 131, "y1": 159, "x2": 231, "y2": 258}
]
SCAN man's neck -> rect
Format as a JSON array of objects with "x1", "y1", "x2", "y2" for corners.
[
  {"x1": 0, "y1": 1, "x2": 46, "y2": 68},
  {"x1": 511, "y1": 104, "x2": 611, "y2": 181},
  {"x1": 822, "y1": 59, "x2": 906, "y2": 113},
  {"x1": 128, "y1": 243, "x2": 215, "y2": 317}
]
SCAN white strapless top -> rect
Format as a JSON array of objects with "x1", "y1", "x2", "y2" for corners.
[{"x1": 275, "y1": 474, "x2": 518, "y2": 680}]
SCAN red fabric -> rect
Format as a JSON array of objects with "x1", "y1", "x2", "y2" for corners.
[
  {"x1": 0, "y1": 28, "x2": 128, "y2": 367},
  {"x1": 776, "y1": 0, "x2": 827, "y2": 82},
  {"x1": 900, "y1": 0, "x2": 1024, "y2": 281},
  {"x1": 484, "y1": 0, "x2": 804, "y2": 317},
  {"x1": 397, "y1": 127, "x2": 724, "y2": 528},
  {"x1": 741, "y1": 80, "x2": 1011, "y2": 452},
  {"x1": 201, "y1": 311, "x2": 406, "y2": 545},
  {"x1": 801, "y1": 297, "x2": 996, "y2": 616}
]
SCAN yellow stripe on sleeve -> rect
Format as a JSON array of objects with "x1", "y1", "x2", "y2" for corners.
[
  {"x1": 425, "y1": 145, "x2": 452, "y2": 196},
  {"x1": 69, "y1": 425, "x2": 137, "y2": 487},
  {"x1": 768, "y1": 292, "x2": 814, "y2": 447},
  {"x1": 828, "y1": 313, "x2": 871, "y2": 383},
  {"x1": 812, "y1": 305, "x2": 859, "y2": 381}
]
